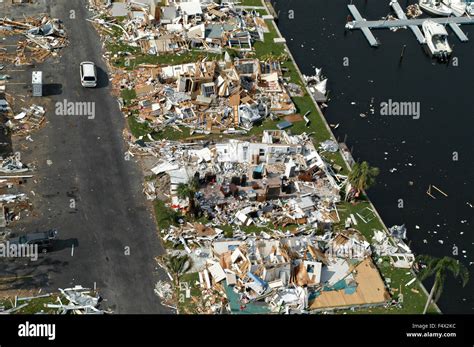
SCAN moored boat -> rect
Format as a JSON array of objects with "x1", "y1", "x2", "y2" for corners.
[
  {"x1": 422, "y1": 20, "x2": 452, "y2": 60},
  {"x1": 419, "y1": 0, "x2": 453, "y2": 16},
  {"x1": 442, "y1": 0, "x2": 466, "y2": 16}
]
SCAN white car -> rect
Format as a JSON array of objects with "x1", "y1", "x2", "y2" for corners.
[{"x1": 80, "y1": 61, "x2": 97, "y2": 87}]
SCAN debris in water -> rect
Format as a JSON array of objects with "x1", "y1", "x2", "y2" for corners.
[{"x1": 406, "y1": 4, "x2": 422, "y2": 18}]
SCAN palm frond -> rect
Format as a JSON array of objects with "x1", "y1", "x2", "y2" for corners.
[
  {"x1": 440, "y1": 257, "x2": 461, "y2": 278},
  {"x1": 445, "y1": 258, "x2": 470, "y2": 287},
  {"x1": 416, "y1": 255, "x2": 438, "y2": 281},
  {"x1": 176, "y1": 183, "x2": 190, "y2": 200},
  {"x1": 459, "y1": 264, "x2": 469, "y2": 287},
  {"x1": 164, "y1": 254, "x2": 191, "y2": 276},
  {"x1": 433, "y1": 271, "x2": 446, "y2": 302},
  {"x1": 417, "y1": 266, "x2": 436, "y2": 282}
]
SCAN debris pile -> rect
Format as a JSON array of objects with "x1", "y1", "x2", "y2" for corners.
[
  {"x1": 110, "y1": 57, "x2": 300, "y2": 134},
  {"x1": 139, "y1": 130, "x2": 345, "y2": 230},
  {"x1": 147, "y1": 127, "x2": 400, "y2": 313},
  {"x1": 51, "y1": 286, "x2": 104, "y2": 314},
  {"x1": 89, "y1": 1, "x2": 269, "y2": 56},
  {"x1": 186, "y1": 281, "x2": 228, "y2": 314},
  {"x1": 184, "y1": 228, "x2": 390, "y2": 313},
  {"x1": 372, "y1": 227, "x2": 415, "y2": 269},
  {"x1": 406, "y1": 4, "x2": 423, "y2": 18},
  {"x1": 0, "y1": 94, "x2": 11, "y2": 114},
  {"x1": 303, "y1": 68, "x2": 328, "y2": 102},
  {"x1": 0, "y1": 16, "x2": 68, "y2": 65},
  {"x1": 0, "y1": 286, "x2": 107, "y2": 314},
  {"x1": 7, "y1": 104, "x2": 46, "y2": 135},
  {"x1": 154, "y1": 280, "x2": 173, "y2": 303},
  {"x1": 86, "y1": 1, "x2": 309, "y2": 134},
  {"x1": 163, "y1": 223, "x2": 223, "y2": 253},
  {"x1": 0, "y1": 154, "x2": 28, "y2": 174},
  {"x1": 0, "y1": 154, "x2": 31, "y2": 226},
  {"x1": 146, "y1": 126, "x2": 414, "y2": 312}
]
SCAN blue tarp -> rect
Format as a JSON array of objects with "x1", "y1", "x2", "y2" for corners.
[
  {"x1": 323, "y1": 279, "x2": 347, "y2": 291},
  {"x1": 277, "y1": 120, "x2": 293, "y2": 130}
]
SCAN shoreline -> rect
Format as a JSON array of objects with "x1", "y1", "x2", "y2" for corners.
[{"x1": 263, "y1": 0, "x2": 441, "y2": 313}]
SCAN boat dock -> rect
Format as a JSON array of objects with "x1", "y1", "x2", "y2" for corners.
[
  {"x1": 390, "y1": 1, "x2": 425, "y2": 44},
  {"x1": 346, "y1": 1, "x2": 474, "y2": 47},
  {"x1": 347, "y1": 4, "x2": 380, "y2": 46},
  {"x1": 448, "y1": 22, "x2": 469, "y2": 41}
]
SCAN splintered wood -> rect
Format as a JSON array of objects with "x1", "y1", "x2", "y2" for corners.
[{"x1": 0, "y1": 16, "x2": 68, "y2": 66}]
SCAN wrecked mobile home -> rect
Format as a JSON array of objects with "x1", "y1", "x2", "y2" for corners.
[
  {"x1": 90, "y1": 0, "x2": 268, "y2": 55},
  {"x1": 85, "y1": 0, "x2": 419, "y2": 315},
  {"x1": 88, "y1": 0, "x2": 303, "y2": 134},
  {"x1": 156, "y1": 224, "x2": 391, "y2": 314},
  {"x1": 145, "y1": 130, "x2": 344, "y2": 225},
  {"x1": 139, "y1": 130, "x2": 407, "y2": 313},
  {"x1": 111, "y1": 56, "x2": 297, "y2": 134}
]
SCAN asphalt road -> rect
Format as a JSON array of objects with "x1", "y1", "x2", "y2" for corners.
[{"x1": 1, "y1": 0, "x2": 169, "y2": 313}]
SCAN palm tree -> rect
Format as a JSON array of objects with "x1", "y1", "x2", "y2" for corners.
[
  {"x1": 164, "y1": 254, "x2": 193, "y2": 286},
  {"x1": 176, "y1": 179, "x2": 199, "y2": 216},
  {"x1": 347, "y1": 161, "x2": 379, "y2": 198},
  {"x1": 416, "y1": 255, "x2": 469, "y2": 314}
]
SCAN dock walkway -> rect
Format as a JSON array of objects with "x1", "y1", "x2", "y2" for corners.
[{"x1": 346, "y1": 1, "x2": 474, "y2": 46}]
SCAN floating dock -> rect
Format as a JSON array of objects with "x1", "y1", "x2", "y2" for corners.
[{"x1": 346, "y1": 1, "x2": 474, "y2": 46}]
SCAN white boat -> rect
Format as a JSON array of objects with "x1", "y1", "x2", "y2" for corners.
[
  {"x1": 419, "y1": 0, "x2": 453, "y2": 16},
  {"x1": 442, "y1": 0, "x2": 466, "y2": 16},
  {"x1": 422, "y1": 20, "x2": 452, "y2": 59}
]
